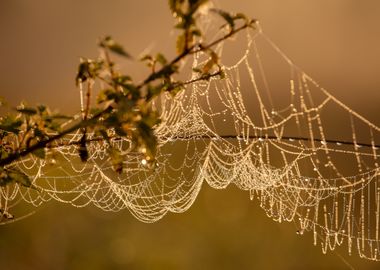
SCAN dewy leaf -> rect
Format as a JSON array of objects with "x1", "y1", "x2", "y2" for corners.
[{"x1": 99, "y1": 36, "x2": 131, "y2": 59}]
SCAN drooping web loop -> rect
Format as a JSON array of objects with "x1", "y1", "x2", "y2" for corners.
[{"x1": 2, "y1": 20, "x2": 380, "y2": 261}]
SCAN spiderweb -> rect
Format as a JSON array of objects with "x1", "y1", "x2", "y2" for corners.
[{"x1": 1, "y1": 19, "x2": 380, "y2": 261}]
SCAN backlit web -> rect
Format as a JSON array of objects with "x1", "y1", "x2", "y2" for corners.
[{"x1": 1, "y1": 17, "x2": 380, "y2": 261}]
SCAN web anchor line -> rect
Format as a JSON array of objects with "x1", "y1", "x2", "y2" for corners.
[
  {"x1": 170, "y1": 135, "x2": 380, "y2": 149},
  {"x1": 41, "y1": 134, "x2": 380, "y2": 150}
]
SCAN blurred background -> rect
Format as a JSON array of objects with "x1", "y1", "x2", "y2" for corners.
[{"x1": 0, "y1": 0, "x2": 380, "y2": 269}]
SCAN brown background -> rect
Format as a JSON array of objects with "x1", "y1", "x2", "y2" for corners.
[{"x1": 0, "y1": 0, "x2": 379, "y2": 269}]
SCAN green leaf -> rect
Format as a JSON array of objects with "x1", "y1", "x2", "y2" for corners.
[
  {"x1": 45, "y1": 121, "x2": 60, "y2": 132},
  {"x1": 176, "y1": 34, "x2": 186, "y2": 54},
  {"x1": 103, "y1": 114, "x2": 119, "y2": 128},
  {"x1": 108, "y1": 147, "x2": 123, "y2": 173},
  {"x1": 6, "y1": 168, "x2": 33, "y2": 188},
  {"x1": 209, "y1": 50, "x2": 219, "y2": 63},
  {"x1": 192, "y1": 67, "x2": 202, "y2": 73},
  {"x1": 76, "y1": 60, "x2": 92, "y2": 84},
  {"x1": 0, "y1": 116, "x2": 22, "y2": 134},
  {"x1": 234, "y1": 13, "x2": 247, "y2": 21},
  {"x1": 137, "y1": 121, "x2": 157, "y2": 158},
  {"x1": 168, "y1": 0, "x2": 177, "y2": 14},
  {"x1": 37, "y1": 105, "x2": 47, "y2": 114},
  {"x1": 75, "y1": 59, "x2": 104, "y2": 85},
  {"x1": 189, "y1": 0, "x2": 209, "y2": 15},
  {"x1": 146, "y1": 84, "x2": 162, "y2": 101},
  {"x1": 121, "y1": 84, "x2": 139, "y2": 99},
  {"x1": 149, "y1": 65, "x2": 178, "y2": 82},
  {"x1": 202, "y1": 50, "x2": 219, "y2": 74},
  {"x1": 98, "y1": 129, "x2": 110, "y2": 143},
  {"x1": 219, "y1": 70, "x2": 226, "y2": 79},
  {"x1": 168, "y1": 0, "x2": 184, "y2": 17},
  {"x1": 32, "y1": 148, "x2": 46, "y2": 159},
  {"x1": 114, "y1": 75, "x2": 132, "y2": 84},
  {"x1": 97, "y1": 89, "x2": 119, "y2": 104},
  {"x1": 140, "y1": 54, "x2": 153, "y2": 62},
  {"x1": 1, "y1": 149, "x2": 9, "y2": 160},
  {"x1": 191, "y1": 29, "x2": 202, "y2": 36},
  {"x1": 78, "y1": 134, "x2": 88, "y2": 162},
  {"x1": 16, "y1": 107, "x2": 37, "y2": 115},
  {"x1": 210, "y1": 8, "x2": 235, "y2": 29},
  {"x1": 202, "y1": 59, "x2": 215, "y2": 74},
  {"x1": 115, "y1": 126, "x2": 127, "y2": 136},
  {"x1": 99, "y1": 36, "x2": 131, "y2": 58},
  {"x1": 155, "y1": 53, "x2": 168, "y2": 65},
  {"x1": 33, "y1": 128, "x2": 47, "y2": 139},
  {"x1": 90, "y1": 108, "x2": 103, "y2": 115},
  {"x1": 0, "y1": 168, "x2": 13, "y2": 187},
  {"x1": 169, "y1": 85, "x2": 184, "y2": 97},
  {"x1": 50, "y1": 114, "x2": 73, "y2": 120}
]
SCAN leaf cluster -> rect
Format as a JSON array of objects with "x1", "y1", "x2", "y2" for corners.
[
  {"x1": 0, "y1": 0, "x2": 255, "y2": 194},
  {"x1": 0, "y1": 102, "x2": 70, "y2": 190}
]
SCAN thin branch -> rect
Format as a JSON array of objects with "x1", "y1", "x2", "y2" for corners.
[
  {"x1": 44, "y1": 134, "x2": 380, "y2": 150},
  {"x1": 193, "y1": 21, "x2": 254, "y2": 54},
  {"x1": 140, "y1": 21, "x2": 253, "y2": 88},
  {"x1": 0, "y1": 108, "x2": 110, "y2": 167}
]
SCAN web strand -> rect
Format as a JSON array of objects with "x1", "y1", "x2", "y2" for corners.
[{"x1": 1, "y1": 22, "x2": 380, "y2": 261}]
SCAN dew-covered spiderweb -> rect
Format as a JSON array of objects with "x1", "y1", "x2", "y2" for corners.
[{"x1": 1, "y1": 18, "x2": 380, "y2": 261}]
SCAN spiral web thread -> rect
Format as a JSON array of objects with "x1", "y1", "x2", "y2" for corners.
[{"x1": 1, "y1": 22, "x2": 380, "y2": 261}]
